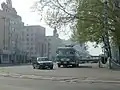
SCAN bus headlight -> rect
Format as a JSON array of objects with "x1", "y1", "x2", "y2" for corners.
[
  {"x1": 70, "y1": 62, "x2": 75, "y2": 64},
  {"x1": 66, "y1": 59, "x2": 70, "y2": 61},
  {"x1": 61, "y1": 59, "x2": 64, "y2": 61}
]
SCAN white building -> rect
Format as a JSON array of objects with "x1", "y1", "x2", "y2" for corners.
[
  {"x1": 46, "y1": 28, "x2": 63, "y2": 60},
  {"x1": 22, "y1": 25, "x2": 46, "y2": 57},
  {"x1": 0, "y1": 0, "x2": 25, "y2": 64}
]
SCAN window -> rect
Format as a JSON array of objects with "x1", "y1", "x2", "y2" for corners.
[
  {"x1": 12, "y1": 28, "x2": 15, "y2": 32},
  {"x1": 27, "y1": 34, "x2": 29, "y2": 36},
  {"x1": 27, "y1": 43, "x2": 29, "y2": 45},
  {"x1": 22, "y1": 32, "x2": 24, "y2": 36},
  {"x1": 31, "y1": 47, "x2": 33, "y2": 50},
  {"x1": 27, "y1": 47, "x2": 29, "y2": 50},
  {"x1": 48, "y1": 38, "x2": 51, "y2": 41},
  {"x1": 27, "y1": 38, "x2": 29, "y2": 41},
  {"x1": 31, "y1": 38, "x2": 33, "y2": 41},
  {"x1": 31, "y1": 34, "x2": 33, "y2": 36}
]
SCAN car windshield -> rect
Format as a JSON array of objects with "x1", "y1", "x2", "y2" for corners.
[{"x1": 37, "y1": 58, "x2": 48, "y2": 61}]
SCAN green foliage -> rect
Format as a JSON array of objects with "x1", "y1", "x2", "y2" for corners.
[
  {"x1": 33, "y1": 0, "x2": 120, "y2": 45},
  {"x1": 72, "y1": 0, "x2": 120, "y2": 45},
  {"x1": 72, "y1": 0, "x2": 104, "y2": 44},
  {"x1": 32, "y1": 0, "x2": 77, "y2": 29}
]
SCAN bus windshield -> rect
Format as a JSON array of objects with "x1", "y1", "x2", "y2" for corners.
[{"x1": 57, "y1": 49, "x2": 75, "y2": 56}]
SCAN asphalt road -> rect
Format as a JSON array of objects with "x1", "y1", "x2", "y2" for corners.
[
  {"x1": 0, "y1": 63, "x2": 120, "y2": 90},
  {"x1": 1, "y1": 63, "x2": 120, "y2": 78},
  {"x1": 0, "y1": 76, "x2": 120, "y2": 90}
]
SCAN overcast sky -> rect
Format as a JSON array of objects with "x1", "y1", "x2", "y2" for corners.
[{"x1": 0, "y1": 0, "x2": 102, "y2": 55}]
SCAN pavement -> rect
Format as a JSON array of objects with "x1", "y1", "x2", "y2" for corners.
[
  {"x1": 0, "y1": 63, "x2": 120, "y2": 90},
  {"x1": 0, "y1": 63, "x2": 31, "y2": 67},
  {"x1": 1, "y1": 63, "x2": 120, "y2": 78},
  {"x1": 0, "y1": 76, "x2": 120, "y2": 90}
]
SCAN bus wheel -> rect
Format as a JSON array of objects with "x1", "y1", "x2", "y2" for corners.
[
  {"x1": 63, "y1": 65, "x2": 67, "y2": 68},
  {"x1": 72, "y1": 64, "x2": 76, "y2": 67},
  {"x1": 58, "y1": 64, "x2": 61, "y2": 68},
  {"x1": 76, "y1": 64, "x2": 79, "y2": 67}
]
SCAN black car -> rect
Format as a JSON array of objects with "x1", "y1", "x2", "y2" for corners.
[{"x1": 32, "y1": 57, "x2": 53, "y2": 69}]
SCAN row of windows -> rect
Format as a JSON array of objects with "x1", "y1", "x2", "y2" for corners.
[
  {"x1": 22, "y1": 38, "x2": 34, "y2": 41},
  {"x1": 10, "y1": 20, "x2": 17, "y2": 25},
  {"x1": 28, "y1": 52, "x2": 37, "y2": 55},
  {"x1": 27, "y1": 47, "x2": 35, "y2": 50},
  {"x1": 26, "y1": 34, "x2": 34, "y2": 36},
  {"x1": 26, "y1": 43, "x2": 34, "y2": 45}
]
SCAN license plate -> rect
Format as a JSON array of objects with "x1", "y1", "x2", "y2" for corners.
[
  {"x1": 45, "y1": 66, "x2": 48, "y2": 68},
  {"x1": 64, "y1": 62, "x2": 67, "y2": 64}
]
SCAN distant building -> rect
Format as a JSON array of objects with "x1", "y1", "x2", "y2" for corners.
[
  {"x1": 22, "y1": 25, "x2": 46, "y2": 57},
  {"x1": 46, "y1": 27, "x2": 63, "y2": 60}
]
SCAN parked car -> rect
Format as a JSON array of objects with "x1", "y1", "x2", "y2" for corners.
[{"x1": 32, "y1": 57, "x2": 54, "y2": 69}]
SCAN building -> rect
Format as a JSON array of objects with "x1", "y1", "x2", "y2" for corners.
[
  {"x1": 22, "y1": 25, "x2": 46, "y2": 57},
  {"x1": 46, "y1": 28, "x2": 63, "y2": 60},
  {"x1": 0, "y1": 0, "x2": 26, "y2": 64}
]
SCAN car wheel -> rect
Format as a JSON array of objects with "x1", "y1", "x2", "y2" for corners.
[
  {"x1": 63, "y1": 65, "x2": 67, "y2": 68},
  {"x1": 33, "y1": 64, "x2": 36, "y2": 69},
  {"x1": 33, "y1": 66, "x2": 35, "y2": 69},
  {"x1": 76, "y1": 64, "x2": 79, "y2": 67},
  {"x1": 58, "y1": 64, "x2": 61, "y2": 68},
  {"x1": 50, "y1": 66, "x2": 53, "y2": 69}
]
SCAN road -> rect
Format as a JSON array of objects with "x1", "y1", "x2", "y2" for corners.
[
  {"x1": 1, "y1": 63, "x2": 120, "y2": 78},
  {"x1": 0, "y1": 76, "x2": 120, "y2": 90},
  {"x1": 0, "y1": 63, "x2": 120, "y2": 90}
]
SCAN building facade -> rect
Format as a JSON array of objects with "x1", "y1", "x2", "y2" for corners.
[
  {"x1": 0, "y1": 0, "x2": 26, "y2": 64},
  {"x1": 46, "y1": 28, "x2": 64, "y2": 60},
  {"x1": 22, "y1": 25, "x2": 46, "y2": 57}
]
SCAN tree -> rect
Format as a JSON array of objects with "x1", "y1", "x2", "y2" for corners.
[
  {"x1": 32, "y1": 0, "x2": 78, "y2": 30},
  {"x1": 71, "y1": 0, "x2": 120, "y2": 45},
  {"x1": 33, "y1": 0, "x2": 120, "y2": 45}
]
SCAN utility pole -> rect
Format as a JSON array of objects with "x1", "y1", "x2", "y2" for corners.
[
  {"x1": 103, "y1": 0, "x2": 112, "y2": 68},
  {"x1": 48, "y1": 41, "x2": 50, "y2": 60}
]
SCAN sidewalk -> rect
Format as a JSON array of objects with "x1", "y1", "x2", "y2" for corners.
[{"x1": 0, "y1": 63, "x2": 31, "y2": 67}]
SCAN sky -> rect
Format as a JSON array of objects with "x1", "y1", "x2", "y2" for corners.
[{"x1": 0, "y1": 0, "x2": 103, "y2": 55}]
